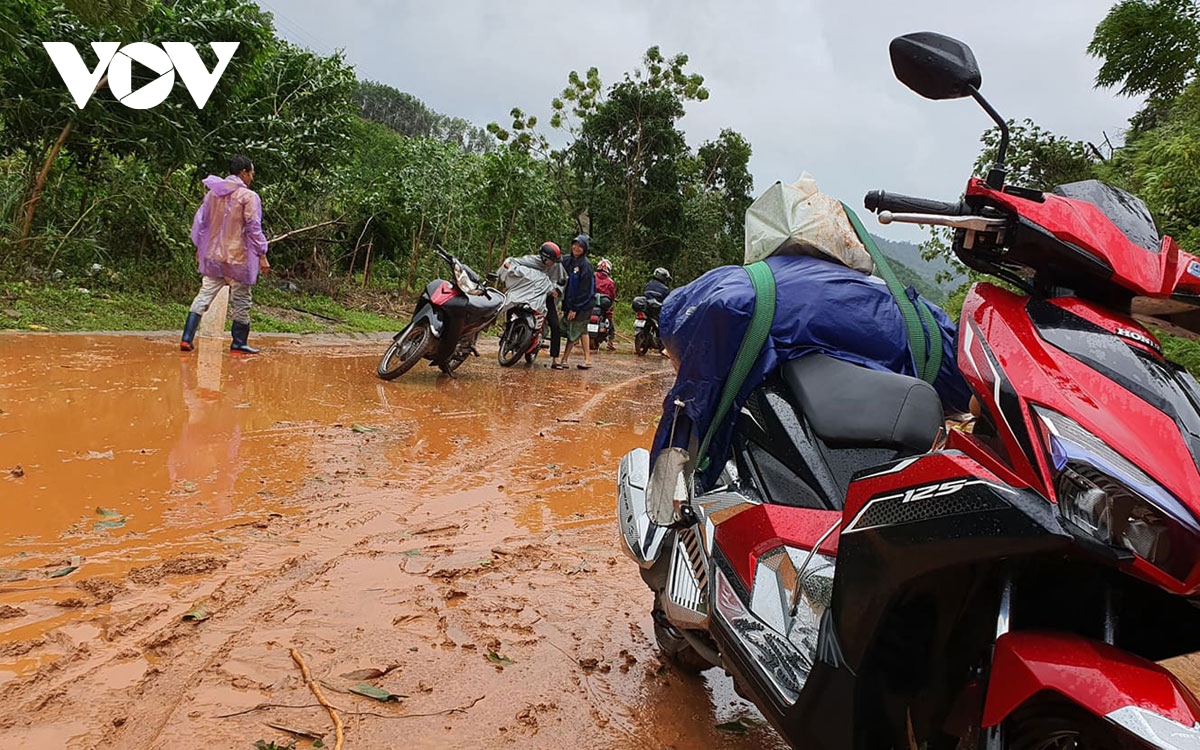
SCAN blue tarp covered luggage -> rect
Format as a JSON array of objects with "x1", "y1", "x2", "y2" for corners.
[{"x1": 651, "y1": 253, "x2": 971, "y2": 491}]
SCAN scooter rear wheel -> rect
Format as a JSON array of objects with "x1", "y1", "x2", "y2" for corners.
[
  {"x1": 377, "y1": 320, "x2": 431, "y2": 380},
  {"x1": 498, "y1": 321, "x2": 528, "y2": 367},
  {"x1": 634, "y1": 330, "x2": 651, "y2": 356},
  {"x1": 1001, "y1": 698, "x2": 1124, "y2": 750},
  {"x1": 652, "y1": 601, "x2": 712, "y2": 675}
]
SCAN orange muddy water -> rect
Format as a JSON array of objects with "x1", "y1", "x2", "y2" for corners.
[{"x1": 0, "y1": 333, "x2": 787, "y2": 749}]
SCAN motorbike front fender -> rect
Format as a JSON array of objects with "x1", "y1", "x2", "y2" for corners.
[
  {"x1": 983, "y1": 631, "x2": 1200, "y2": 741},
  {"x1": 617, "y1": 448, "x2": 668, "y2": 568},
  {"x1": 394, "y1": 304, "x2": 444, "y2": 341}
]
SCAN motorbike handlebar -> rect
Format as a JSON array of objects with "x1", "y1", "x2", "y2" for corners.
[{"x1": 864, "y1": 190, "x2": 965, "y2": 216}]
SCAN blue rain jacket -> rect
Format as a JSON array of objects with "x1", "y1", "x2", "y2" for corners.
[{"x1": 652, "y1": 254, "x2": 972, "y2": 491}]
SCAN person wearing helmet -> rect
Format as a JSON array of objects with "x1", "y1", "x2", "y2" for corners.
[
  {"x1": 497, "y1": 241, "x2": 564, "y2": 362},
  {"x1": 594, "y1": 258, "x2": 617, "y2": 351},
  {"x1": 560, "y1": 234, "x2": 596, "y2": 370},
  {"x1": 644, "y1": 267, "x2": 671, "y2": 302}
]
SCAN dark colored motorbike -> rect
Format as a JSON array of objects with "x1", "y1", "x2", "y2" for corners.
[
  {"x1": 377, "y1": 246, "x2": 504, "y2": 379},
  {"x1": 632, "y1": 295, "x2": 663, "y2": 356},
  {"x1": 588, "y1": 293, "x2": 614, "y2": 351},
  {"x1": 497, "y1": 303, "x2": 547, "y2": 367},
  {"x1": 618, "y1": 32, "x2": 1200, "y2": 749}
]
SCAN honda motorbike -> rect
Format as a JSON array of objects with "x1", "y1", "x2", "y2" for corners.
[
  {"x1": 589, "y1": 293, "x2": 614, "y2": 351},
  {"x1": 377, "y1": 246, "x2": 504, "y2": 379},
  {"x1": 617, "y1": 31, "x2": 1200, "y2": 749},
  {"x1": 497, "y1": 303, "x2": 547, "y2": 367},
  {"x1": 632, "y1": 295, "x2": 663, "y2": 355}
]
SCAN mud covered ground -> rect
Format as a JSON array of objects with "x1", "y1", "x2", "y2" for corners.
[{"x1": 0, "y1": 333, "x2": 787, "y2": 749}]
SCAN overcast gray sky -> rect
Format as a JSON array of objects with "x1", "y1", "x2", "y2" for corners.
[{"x1": 255, "y1": 0, "x2": 1140, "y2": 243}]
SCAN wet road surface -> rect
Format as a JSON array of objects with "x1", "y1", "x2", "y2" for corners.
[{"x1": 0, "y1": 332, "x2": 787, "y2": 749}]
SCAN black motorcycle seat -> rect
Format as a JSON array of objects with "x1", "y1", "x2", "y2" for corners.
[{"x1": 781, "y1": 355, "x2": 942, "y2": 453}]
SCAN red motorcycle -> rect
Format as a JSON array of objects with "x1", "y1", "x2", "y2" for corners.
[{"x1": 617, "y1": 31, "x2": 1200, "y2": 749}]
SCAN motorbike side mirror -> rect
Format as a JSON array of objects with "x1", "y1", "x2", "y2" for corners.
[{"x1": 889, "y1": 32, "x2": 981, "y2": 101}]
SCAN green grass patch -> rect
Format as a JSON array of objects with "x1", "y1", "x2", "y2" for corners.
[{"x1": 0, "y1": 278, "x2": 408, "y2": 334}]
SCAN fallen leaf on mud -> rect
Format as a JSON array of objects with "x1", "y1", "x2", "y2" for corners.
[
  {"x1": 264, "y1": 722, "x2": 325, "y2": 740},
  {"x1": 715, "y1": 717, "x2": 762, "y2": 734},
  {"x1": 339, "y1": 667, "x2": 389, "y2": 681},
  {"x1": 94, "y1": 518, "x2": 126, "y2": 530},
  {"x1": 182, "y1": 604, "x2": 210, "y2": 622},
  {"x1": 595, "y1": 421, "x2": 617, "y2": 427},
  {"x1": 95, "y1": 507, "x2": 121, "y2": 517},
  {"x1": 404, "y1": 549, "x2": 422, "y2": 557},
  {"x1": 47, "y1": 556, "x2": 82, "y2": 579},
  {"x1": 486, "y1": 652, "x2": 514, "y2": 667},
  {"x1": 0, "y1": 568, "x2": 29, "y2": 582},
  {"x1": 8, "y1": 465, "x2": 23, "y2": 478},
  {"x1": 566, "y1": 561, "x2": 593, "y2": 575},
  {"x1": 415, "y1": 523, "x2": 460, "y2": 535},
  {"x1": 82, "y1": 450, "x2": 114, "y2": 460},
  {"x1": 350, "y1": 424, "x2": 380, "y2": 434},
  {"x1": 349, "y1": 684, "x2": 404, "y2": 702}
]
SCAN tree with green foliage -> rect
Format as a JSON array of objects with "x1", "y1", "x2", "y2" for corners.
[
  {"x1": 1089, "y1": 0, "x2": 1200, "y2": 101},
  {"x1": 489, "y1": 46, "x2": 750, "y2": 288}
]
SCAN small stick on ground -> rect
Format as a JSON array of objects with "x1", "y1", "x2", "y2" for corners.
[{"x1": 290, "y1": 648, "x2": 345, "y2": 750}]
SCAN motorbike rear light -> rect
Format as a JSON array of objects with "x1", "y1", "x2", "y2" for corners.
[
  {"x1": 1035, "y1": 406, "x2": 1200, "y2": 583},
  {"x1": 637, "y1": 312, "x2": 646, "y2": 320}
]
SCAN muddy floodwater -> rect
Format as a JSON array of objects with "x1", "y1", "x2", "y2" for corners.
[{"x1": 0, "y1": 333, "x2": 788, "y2": 749}]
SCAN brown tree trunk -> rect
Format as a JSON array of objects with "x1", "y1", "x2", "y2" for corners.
[
  {"x1": 499, "y1": 204, "x2": 519, "y2": 264},
  {"x1": 407, "y1": 212, "x2": 426, "y2": 292},
  {"x1": 18, "y1": 121, "x2": 73, "y2": 243},
  {"x1": 360, "y1": 239, "x2": 374, "y2": 288}
]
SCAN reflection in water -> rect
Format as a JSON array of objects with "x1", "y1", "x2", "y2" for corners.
[{"x1": 0, "y1": 335, "x2": 672, "y2": 571}]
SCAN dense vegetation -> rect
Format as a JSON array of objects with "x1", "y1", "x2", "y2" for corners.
[
  {"x1": 0, "y1": 0, "x2": 753, "y2": 332},
  {"x1": 2, "y1": 0, "x2": 1200, "y2": 347}
]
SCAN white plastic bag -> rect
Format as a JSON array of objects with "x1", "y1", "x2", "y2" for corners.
[{"x1": 743, "y1": 172, "x2": 874, "y2": 274}]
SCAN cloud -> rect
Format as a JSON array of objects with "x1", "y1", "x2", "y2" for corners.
[{"x1": 256, "y1": 0, "x2": 1141, "y2": 242}]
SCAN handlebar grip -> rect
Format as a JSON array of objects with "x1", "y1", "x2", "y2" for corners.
[{"x1": 864, "y1": 190, "x2": 964, "y2": 216}]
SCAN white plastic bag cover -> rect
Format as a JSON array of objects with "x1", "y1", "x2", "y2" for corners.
[{"x1": 743, "y1": 172, "x2": 874, "y2": 274}]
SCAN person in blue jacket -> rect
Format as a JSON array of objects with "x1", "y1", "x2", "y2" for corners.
[
  {"x1": 651, "y1": 253, "x2": 971, "y2": 492},
  {"x1": 560, "y1": 234, "x2": 596, "y2": 370}
]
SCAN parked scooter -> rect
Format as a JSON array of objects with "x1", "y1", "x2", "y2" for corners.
[
  {"x1": 618, "y1": 32, "x2": 1200, "y2": 749},
  {"x1": 497, "y1": 303, "x2": 547, "y2": 367},
  {"x1": 376, "y1": 246, "x2": 504, "y2": 379},
  {"x1": 588, "y1": 293, "x2": 614, "y2": 351},
  {"x1": 631, "y1": 295, "x2": 663, "y2": 356}
]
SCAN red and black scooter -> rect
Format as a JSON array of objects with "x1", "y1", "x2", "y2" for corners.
[
  {"x1": 618, "y1": 32, "x2": 1200, "y2": 749},
  {"x1": 376, "y1": 246, "x2": 504, "y2": 379}
]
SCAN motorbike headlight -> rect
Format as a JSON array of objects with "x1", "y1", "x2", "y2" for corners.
[
  {"x1": 453, "y1": 262, "x2": 479, "y2": 294},
  {"x1": 1033, "y1": 406, "x2": 1200, "y2": 582}
]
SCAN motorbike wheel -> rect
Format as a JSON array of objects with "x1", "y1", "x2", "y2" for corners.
[
  {"x1": 635, "y1": 330, "x2": 651, "y2": 356},
  {"x1": 498, "y1": 321, "x2": 527, "y2": 367},
  {"x1": 446, "y1": 334, "x2": 476, "y2": 373},
  {"x1": 1001, "y1": 699, "x2": 1125, "y2": 750},
  {"x1": 377, "y1": 320, "x2": 431, "y2": 380},
  {"x1": 652, "y1": 600, "x2": 712, "y2": 675}
]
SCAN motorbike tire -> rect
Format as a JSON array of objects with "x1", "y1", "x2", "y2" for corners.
[
  {"x1": 498, "y1": 321, "x2": 528, "y2": 367},
  {"x1": 377, "y1": 320, "x2": 431, "y2": 380},
  {"x1": 525, "y1": 351, "x2": 536, "y2": 365},
  {"x1": 635, "y1": 330, "x2": 651, "y2": 356},
  {"x1": 652, "y1": 600, "x2": 712, "y2": 675},
  {"x1": 1001, "y1": 698, "x2": 1125, "y2": 750}
]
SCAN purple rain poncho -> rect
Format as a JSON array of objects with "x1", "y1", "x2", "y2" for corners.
[{"x1": 190, "y1": 175, "x2": 269, "y2": 285}]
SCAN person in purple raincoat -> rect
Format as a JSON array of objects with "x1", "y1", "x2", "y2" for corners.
[{"x1": 179, "y1": 155, "x2": 270, "y2": 354}]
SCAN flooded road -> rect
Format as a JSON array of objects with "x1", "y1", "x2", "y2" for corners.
[{"x1": 0, "y1": 333, "x2": 786, "y2": 749}]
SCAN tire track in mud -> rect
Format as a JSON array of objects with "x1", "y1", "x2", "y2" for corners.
[{"x1": 0, "y1": 353, "x2": 783, "y2": 749}]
